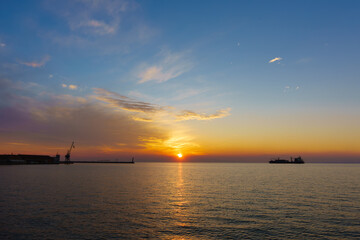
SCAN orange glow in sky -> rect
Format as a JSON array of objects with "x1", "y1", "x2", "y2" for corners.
[{"x1": 1, "y1": 1, "x2": 360, "y2": 163}]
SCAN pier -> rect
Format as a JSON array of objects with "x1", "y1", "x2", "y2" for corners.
[{"x1": 72, "y1": 161, "x2": 135, "y2": 164}]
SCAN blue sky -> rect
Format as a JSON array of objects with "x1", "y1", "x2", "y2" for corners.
[{"x1": 0, "y1": 0, "x2": 359, "y2": 161}]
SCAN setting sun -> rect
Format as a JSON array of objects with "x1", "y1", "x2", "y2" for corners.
[{"x1": 177, "y1": 153, "x2": 183, "y2": 158}]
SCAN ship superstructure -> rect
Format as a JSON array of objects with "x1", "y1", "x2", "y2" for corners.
[{"x1": 269, "y1": 156, "x2": 304, "y2": 164}]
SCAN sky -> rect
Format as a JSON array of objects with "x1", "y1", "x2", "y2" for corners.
[{"x1": 0, "y1": 0, "x2": 359, "y2": 162}]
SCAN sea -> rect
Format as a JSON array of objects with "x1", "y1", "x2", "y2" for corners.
[{"x1": 0, "y1": 163, "x2": 359, "y2": 239}]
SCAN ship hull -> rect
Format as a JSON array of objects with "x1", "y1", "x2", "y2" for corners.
[
  {"x1": 269, "y1": 161, "x2": 304, "y2": 164},
  {"x1": 269, "y1": 157, "x2": 305, "y2": 164}
]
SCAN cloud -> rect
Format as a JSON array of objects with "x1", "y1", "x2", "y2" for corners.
[
  {"x1": 284, "y1": 85, "x2": 300, "y2": 93},
  {"x1": 6, "y1": 142, "x2": 29, "y2": 146},
  {"x1": 283, "y1": 86, "x2": 290, "y2": 93},
  {"x1": 138, "y1": 133, "x2": 201, "y2": 156},
  {"x1": 49, "y1": 74, "x2": 53, "y2": 78},
  {"x1": 269, "y1": 57, "x2": 282, "y2": 63},
  {"x1": 131, "y1": 116, "x2": 153, "y2": 122},
  {"x1": 0, "y1": 79, "x2": 168, "y2": 157},
  {"x1": 0, "y1": 79, "x2": 230, "y2": 159},
  {"x1": 62, "y1": 84, "x2": 78, "y2": 90},
  {"x1": 20, "y1": 55, "x2": 50, "y2": 68},
  {"x1": 128, "y1": 90, "x2": 154, "y2": 101},
  {"x1": 94, "y1": 88, "x2": 163, "y2": 113},
  {"x1": 94, "y1": 88, "x2": 230, "y2": 121},
  {"x1": 43, "y1": 0, "x2": 155, "y2": 55},
  {"x1": 172, "y1": 88, "x2": 208, "y2": 101},
  {"x1": 57, "y1": 0, "x2": 135, "y2": 36},
  {"x1": 176, "y1": 108, "x2": 231, "y2": 121},
  {"x1": 76, "y1": 19, "x2": 116, "y2": 35},
  {"x1": 138, "y1": 50, "x2": 192, "y2": 84},
  {"x1": 0, "y1": 42, "x2": 5, "y2": 47},
  {"x1": 68, "y1": 84, "x2": 78, "y2": 90}
]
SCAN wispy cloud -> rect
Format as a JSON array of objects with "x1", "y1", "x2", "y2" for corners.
[
  {"x1": 20, "y1": 55, "x2": 50, "y2": 68},
  {"x1": 62, "y1": 84, "x2": 78, "y2": 90},
  {"x1": 0, "y1": 42, "x2": 5, "y2": 47},
  {"x1": 138, "y1": 50, "x2": 192, "y2": 84},
  {"x1": 6, "y1": 142, "x2": 30, "y2": 146},
  {"x1": 176, "y1": 108, "x2": 231, "y2": 121},
  {"x1": 87, "y1": 19, "x2": 115, "y2": 34},
  {"x1": 269, "y1": 57, "x2": 282, "y2": 63},
  {"x1": 131, "y1": 116, "x2": 153, "y2": 122},
  {"x1": 44, "y1": 0, "x2": 154, "y2": 55},
  {"x1": 61, "y1": 0, "x2": 135, "y2": 36},
  {"x1": 94, "y1": 88, "x2": 230, "y2": 121},
  {"x1": 128, "y1": 90, "x2": 153, "y2": 100},
  {"x1": 68, "y1": 84, "x2": 78, "y2": 90},
  {"x1": 284, "y1": 85, "x2": 300, "y2": 93},
  {"x1": 73, "y1": 19, "x2": 117, "y2": 35},
  {"x1": 94, "y1": 88, "x2": 163, "y2": 113},
  {"x1": 172, "y1": 88, "x2": 208, "y2": 101}
]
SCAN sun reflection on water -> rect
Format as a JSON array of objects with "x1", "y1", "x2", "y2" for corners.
[{"x1": 173, "y1": 162, "x2": 190, "y2": 227}]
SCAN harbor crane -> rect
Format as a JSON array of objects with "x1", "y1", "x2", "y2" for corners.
[{"x1": 65, "y1": 141, "x2": 75, "y2": 163}]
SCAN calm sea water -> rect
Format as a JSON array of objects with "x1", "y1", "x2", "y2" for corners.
[{"x1": 0, "y1": 163, "x2": 359, "y2": 239}]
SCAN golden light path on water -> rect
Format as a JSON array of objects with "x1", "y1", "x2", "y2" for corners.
[{"x1": 174, "y1": 163, "x2": 188, "y2": 228}]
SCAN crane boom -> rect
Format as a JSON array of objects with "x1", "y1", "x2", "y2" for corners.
[
  {"x1": 65, "y1": 141, "x2": 75, "y2": 163},
  {"x1": 67, "y1": 141, "x2": 75, "y2": 154}
]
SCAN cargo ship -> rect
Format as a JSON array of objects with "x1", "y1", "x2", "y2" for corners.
[
  {"x1": 269, "y1": 156, "x2": 304, "y2": 164},
  {"x1": 0, "y1": 154, "x2": 60, "y2": 165}
]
